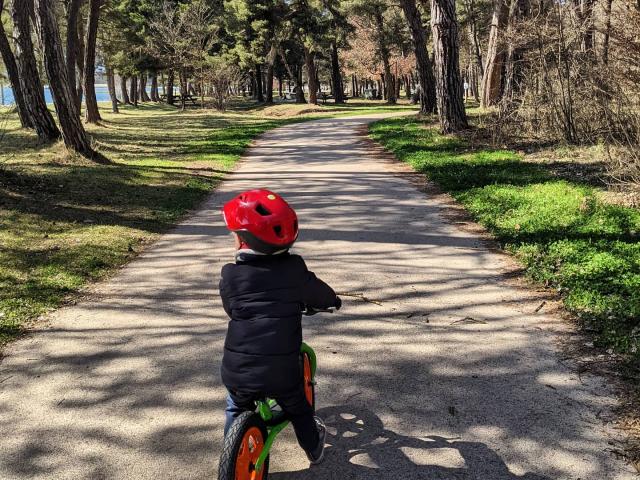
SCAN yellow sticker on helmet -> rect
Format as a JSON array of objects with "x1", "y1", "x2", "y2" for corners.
[{"x1": 267, "y1": 194, "x2": 276, "y2": 200}]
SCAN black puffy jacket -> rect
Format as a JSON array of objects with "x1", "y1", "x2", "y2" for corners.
[{"x1": 219, "y1": 252, "x2": 339, "y2": 396}]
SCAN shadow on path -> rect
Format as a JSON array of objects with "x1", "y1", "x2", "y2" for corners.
[{"x1": 272, "y1": 405, "x2": 551, "y2": 480}]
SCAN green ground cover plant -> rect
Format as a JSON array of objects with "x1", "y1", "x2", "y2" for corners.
[{"x1": 370, "y1": 116, "x2": 640, "y2": 357}]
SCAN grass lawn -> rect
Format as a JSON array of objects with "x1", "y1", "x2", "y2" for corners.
[
  {"x1": 370, "y1": 116, "x2": 640, "y2": 358},
  {"x1": 0, "y1": 99, "x2": 415, "y2": 345}
]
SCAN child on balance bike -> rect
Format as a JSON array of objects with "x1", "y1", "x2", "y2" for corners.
[{"x1": 219, "y1": 189, "x2": 341, "y2": 467}]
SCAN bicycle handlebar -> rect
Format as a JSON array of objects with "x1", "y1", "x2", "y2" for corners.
[{"x1": 303, "y1": 296, "x2": 341, "y2": 316}]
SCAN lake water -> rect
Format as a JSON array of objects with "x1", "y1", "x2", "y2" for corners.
[{"x1": 0, "y1": 85, "x2": 157, "y2": 105}]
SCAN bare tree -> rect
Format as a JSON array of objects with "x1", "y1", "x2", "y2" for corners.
[
  {"x1": 202, "y1": 57, "x2": 240, "y2": 111},
  {"x1": 148, "y1": 0, "x2": 216, "y2": 111}
]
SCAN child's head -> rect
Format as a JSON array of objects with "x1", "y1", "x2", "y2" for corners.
[{"x1": 222, "y1": 189, "x2": 298, "y2": 254}]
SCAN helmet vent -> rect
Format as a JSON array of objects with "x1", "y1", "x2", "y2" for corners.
[
  {"x1": 273, "y1": 225, "x2": 283, "y2": 237},
  {"x1": 255, "y1": 203, "x2": 271, "y2": 216}
]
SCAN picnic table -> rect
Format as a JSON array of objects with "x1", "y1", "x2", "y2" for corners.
[
  {"x1": 320, "y1": 92, "x2": 349, "y2": 104},
  {"x1": 282, "y1": 91, "x2": 349, "y2": 103},
  {"x1": 159, "y1": 93, "x2": 199, "y2": 106}
]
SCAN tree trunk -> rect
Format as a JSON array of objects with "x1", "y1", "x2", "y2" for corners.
[
  {"x1": 179, "y1": 70, "x2": 187, "y2": 110},
  {"x1": 481, "y1": 0, "x2": 508, "y2": 107},
  {"x1": 106, "y1": 65, "x2": 118, "y2": 113},
  {"x1": 75, "y1": 13, "x2": 85, "y2": 114},
  {"x1": 150, "y1": 72, "x2": 159, "y2": 101},
  {"x1": 248, "y1": 71, "x2": 256, "y2": 98},
  {"x1": 65, "y1": 0, "x2": 83, "y2": 113},
  {"x1": 330, "y1": 42, "x2": 345, "y2": 103},
  {"x1": 295, "y1": 66, "x2": 306, "y2": 103},
  {"x1": 278, "y1": 48, "x2": 306, "y2": 103},
  {"x1": 431, "y1": 0, "x2": 469, "y2": 132},
  {"x1": 502, "y1": 0, "x2": 528, "y2": 103},
  {"x1": 120, "y1": 75, "x2": 130, "y2": 104},
  {"x1": 129, "y1": 75, "x2": 138, "y2": 106},
  {"x1": 277, "y1": 75, "x2": 283, "y2": 98},
  {"x1": 602, "y1": 0, "x2": 613, "y2": 63},
  {"x1": 166, "y1": 69, "x2": 175, "y2": 105},
  {"x1": 255, "y1": 64, "x2": 264, "y2": 102},
  {"x1": 575, "y1": 0, "x2": 595, "y2": 54},
  {"x1": 463, "y1": 0, "x2": 484, "y2": 80},
  {"x1": 0, "y1": 0, "x2": 32, "y2": 128},
  {"x1": 303, "y1": 47, "x2": 318, "y2": 105},
  {"x1": 11, "y1": 0, "x2": 60, "y2": 140},
  {"x1": 469, "y1": 62, "x2": 479, "y2": 100},
  {"x1": 83, "y1": 0, "x2": 101, "y2": 123},
  {"x1": 140, "y1": 74, "x2": 151, "y2": 101},
  {"x1": 266, "y1": 64, "x2": 274, "y2": 103},
  {"x1": 265, "y1": 45, "x2": 277, "y2": 104},
  {"x1": 373, "y1": 9, "x2": 396, "y2": 104},
  {"x1": 34, "y1": 0, "x2": 95, "y2": 157}
]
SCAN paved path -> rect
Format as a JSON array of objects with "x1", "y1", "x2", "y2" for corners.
[{"x1": 0, "y1": 114, "x2": 636, "y2": 480}]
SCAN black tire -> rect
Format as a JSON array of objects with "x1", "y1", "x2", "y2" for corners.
[{"x1": 218, "y1": 411, "x2": 269, "y2": 480}]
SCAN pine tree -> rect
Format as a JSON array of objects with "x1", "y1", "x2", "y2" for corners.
[{"x1": 11, "y1": 0, "x2": 60, "y2": 141}]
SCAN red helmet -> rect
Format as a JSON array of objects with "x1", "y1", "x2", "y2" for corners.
[{"x1": 222, "y1": 189, "x2": 298, "y2": 254}]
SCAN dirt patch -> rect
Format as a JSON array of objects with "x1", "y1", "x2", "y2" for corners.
[{"x1": 258, "y1": 103, "x2": 346, "y2": 117}]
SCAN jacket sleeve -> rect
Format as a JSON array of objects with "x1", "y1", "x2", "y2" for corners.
[
  {"x1": 297, "y1": 257, "x2": 339, "y2": 309},
  {"x1": 219, "y1": 265, "x2": 232, "y2": 318}
]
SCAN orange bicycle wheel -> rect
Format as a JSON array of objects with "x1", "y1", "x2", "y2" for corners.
[
  {"x1": 302, "y1": 352, "x2": 315, "y2": 409},
  {"x1": 235, "y1": 426, "x2": 264, "y2": 480},
  {"x1": 218, "y1": 412, "x2": 269, "y2": 480}
]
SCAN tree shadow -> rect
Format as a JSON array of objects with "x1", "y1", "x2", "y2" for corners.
[{"x1": 271, "y1": 405, "x2": 552, "y2": 480}]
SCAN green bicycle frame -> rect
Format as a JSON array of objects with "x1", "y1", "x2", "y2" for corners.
[{"x1": 253, "y1": 342, "x2": 317, "y2": 472}]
